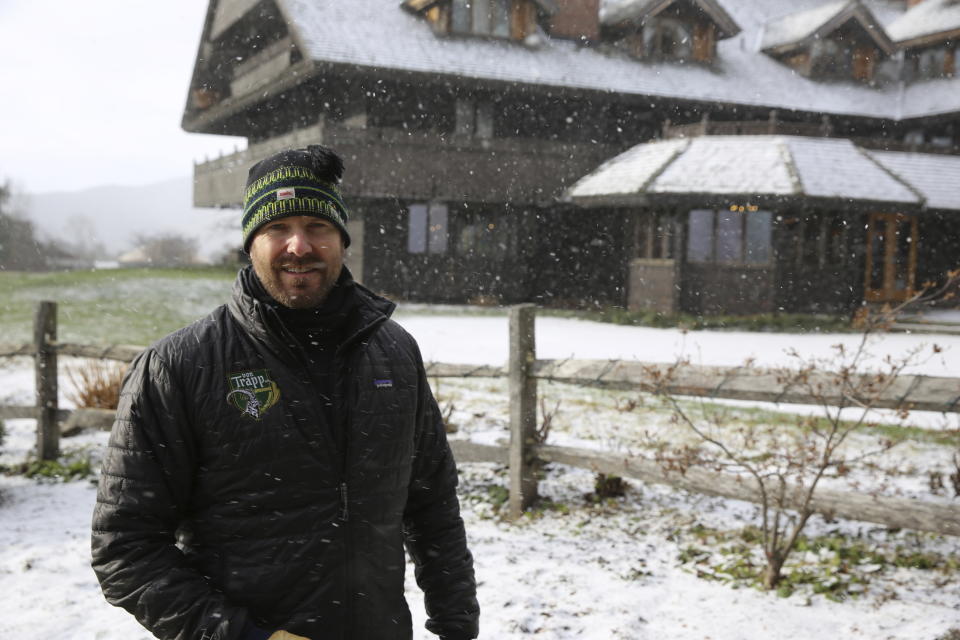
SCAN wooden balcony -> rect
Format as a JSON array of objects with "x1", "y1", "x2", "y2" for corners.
[{"x1": 193, "y1": 120, "x2": 620, "y2": 208}]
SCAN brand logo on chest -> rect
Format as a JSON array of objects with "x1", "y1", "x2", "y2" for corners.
[{"x1": 226, "y1": 369, "x2": 281, "y2": 420}]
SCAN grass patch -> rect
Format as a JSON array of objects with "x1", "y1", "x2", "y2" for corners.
[
  {"x1": 677, "y1": 523, "x2": 959, "y2": 601},
  {"x1": 0, "y1": 267, "x2": 236, "y2": 345},
  {"x1": 671, "y1": 398, "x2": 958, "y2": 447},
  {"x1": 1, "y1": 446, "x2": 98, "y2": 483}
]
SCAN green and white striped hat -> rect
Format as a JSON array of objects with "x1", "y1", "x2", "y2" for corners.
[{"x1": 241, "y1": 145, "x2": 350, "y2": 252}]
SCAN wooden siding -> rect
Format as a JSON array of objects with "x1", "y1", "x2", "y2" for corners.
[
  {"x1": 628, "y1": 259, "x2": 677, "y2": 313},
  {"x1": 680, "y1": 264, "x2": 776, "y2": 315}
]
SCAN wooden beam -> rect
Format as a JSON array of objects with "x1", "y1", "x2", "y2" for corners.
[
  {"x1": 450, "y1": 440, "x2": 509, "y2": 465},
  {"x1": 34, "y1": 302, "x2": 58, "y2": 461},
  {"x1": 1, "y1": 342, "x2": 143, "y2": 361},
  {"x1": 425, "y1": 362, "x2": 506, "y2": 378},
  {"x1": 535, "y1": 443, "x2": 960, "y2": 536},
  {"x1": 509, "y1": 304, "x2": 538, "y2": 519},
  {"x1": 532, "y1": 359, "x2": 960, "y2": 413}
]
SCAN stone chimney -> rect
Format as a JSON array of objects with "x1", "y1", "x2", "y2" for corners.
[{"x1": 548, "y1": 0, "x2": 600, "y2": 43}]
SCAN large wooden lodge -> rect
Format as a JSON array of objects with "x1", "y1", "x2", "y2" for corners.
[{"x1": 183, "y1": 0, "x2": 960, "y2": 315}]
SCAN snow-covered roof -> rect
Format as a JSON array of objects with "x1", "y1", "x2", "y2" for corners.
[
  {"x1": 272, "y1": 0, "x2": 958, "y2": 121},
  {"x1": 760, "y1": 0, "x2": 896, "y2": 55},
  {"x1": 600, "y1": 0, "x2": 741, "y2": 38},
  {"x1": 886, "y1": 0, "x2": 960, "y2": 44},
  {"x1": 867, "y1": 149, "x2": 960, "y2": 210},
  {"x1": 760, "y1": 1, "x2": 850, "y2": 51},
  {"x1": 566, "y1": 135, "x2": 958, "y2": 209}
]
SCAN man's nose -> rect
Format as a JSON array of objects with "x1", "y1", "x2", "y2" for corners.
[{"x1": 285, "y1": 229, "x2": 312, "y2": 256}]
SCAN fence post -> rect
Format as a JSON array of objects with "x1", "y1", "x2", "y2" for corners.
[
  {"x1": 508, "y1": 304, "x2": 538, "y2": 519},
  {"x1": 34, "y1": 301, "x2": 58, "y2": 461}
]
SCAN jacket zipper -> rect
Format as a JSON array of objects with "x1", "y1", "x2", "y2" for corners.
[
  {"x1": 338, "y1": 360, "x2": 353, "y2": 639},
  {"x1": 338, "y1": 481, "x2": 349, "y2": 521}
]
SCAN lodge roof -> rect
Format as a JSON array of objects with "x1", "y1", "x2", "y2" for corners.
[
  {"x1": 566, "y1": 135, "x2": 958, "y2": 210},
  {"x1": 760, "y1": 0, "x2": 895, "y2": 56},
  {"x1": 601, "y1": 0, "x2": 742, "y2": 39},
  {"x1": 869, "y1": 149, "x2": 960, "y2": 210},
  {"x1": 266, "y1": 0, "x2": 958, "y2": 122},
  {"x1": 886, "y1": 0, "x2": 960, "y2": 44}
]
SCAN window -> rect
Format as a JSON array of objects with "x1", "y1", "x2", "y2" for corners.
[
  {"x1": 686, "y1": 209, "x2": 713, "y2": 262},
  {"x1": 449, "y1": 0, "x2": 535, "y2": 40},
  {"x1": 407, "y1": 203, "x2": 449, "y2": 254},
  {"x1": 686, "y1": 208, "x2": 772, "y2": 265},
  {"x1": 408, "y1": 204, "x2": 427, "y2": 253},
  {"x1": 454, "y1": 98, "x2": 494, "y2": 138},
  {"x1": 780, "y1": 213, "x2": 848, "y2": 269},
  {"x1": 635, "y1": 212, "x2": 674, "y2": 259},
  {"x1": 908, "y1": 45, "x2": 957, "y2": 80},
  {"x1": 810, "y1": 38, "x2": 854, "y2": 80},
  {"x1": 619, "y1": 15, "x2": 720, "y2": 63},
  {"x1": 827, "y1": 216, "x2": 849, "y2": 265}
]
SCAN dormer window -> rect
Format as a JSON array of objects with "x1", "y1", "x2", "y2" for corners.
[
  {"x1": 888, "y1": 0, "x2": 960, "y2": 80},
  {"x1": 761, "y1": 1, "x2": 895, "y2": 83},
  {"x1": 403, "y1": 0, "x2": 555, "y2": 41},
  {"x1": 601, "y1": 0, "x2": 740, "y2": 64},
  {"x1": 905, "y1": 43, "x2": 957, "y2": 80}
]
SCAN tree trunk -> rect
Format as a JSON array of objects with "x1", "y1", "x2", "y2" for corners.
[{"x1": 762, "y1": 554, "x2": 786, "y2": 590}]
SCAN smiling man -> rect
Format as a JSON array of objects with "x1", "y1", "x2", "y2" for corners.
[{"x1": 91, "y1": 146, "x2": 479, "y2": 640}]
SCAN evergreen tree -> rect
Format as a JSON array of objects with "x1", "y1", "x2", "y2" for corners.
[{"x1": 0, "y1": 181, "x2": 45, "y2": 270}]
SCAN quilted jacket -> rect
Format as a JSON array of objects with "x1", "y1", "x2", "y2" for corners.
[{"x1": 91, "y1": 270, "x2": 479, "y2": 640}]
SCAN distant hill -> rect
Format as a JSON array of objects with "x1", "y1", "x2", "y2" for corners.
[{"x1": 23, "y1": 177, "x2": 240, "y2": 261}]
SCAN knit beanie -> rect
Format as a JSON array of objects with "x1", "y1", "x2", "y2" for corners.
[{"x1": 241, "y1": 145, "x2": 351, "y2": 252}]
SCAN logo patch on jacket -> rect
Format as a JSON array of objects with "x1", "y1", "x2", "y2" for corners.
[{"x1": 226, "y1": 369, "x2": 281, "y2": 420}]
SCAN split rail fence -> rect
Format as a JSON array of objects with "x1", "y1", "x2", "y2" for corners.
[{"x1": 2, "y1": 301, "x2": 959, "y2": 536}]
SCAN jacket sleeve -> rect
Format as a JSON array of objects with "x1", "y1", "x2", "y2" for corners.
[
  {"x1": 91, "y1": 348, "x2": 251, "y2": 640},
  {"x1": 403, "y1": 345, "x2": 480, "y2": 640}
]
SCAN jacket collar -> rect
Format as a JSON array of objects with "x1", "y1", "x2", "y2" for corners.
[{"x1": 227, "y1": 265, "x2": 396, "y2": 364}]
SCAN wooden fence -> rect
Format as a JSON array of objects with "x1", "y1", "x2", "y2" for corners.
[{"x1": 2, "y1": 302, "x2": 959, "y2": 536}]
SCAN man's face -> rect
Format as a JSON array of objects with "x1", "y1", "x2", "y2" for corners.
[{"x1": 249, "y1": 215, "x2": 345, "y2": 309}]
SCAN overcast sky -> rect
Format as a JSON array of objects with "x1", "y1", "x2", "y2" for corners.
[{"x1": 0, "y1": 0, "x2": 244, "y2": 194}]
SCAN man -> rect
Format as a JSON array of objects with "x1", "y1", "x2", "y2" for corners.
[{"x1": 91, "y1": 145, "x2": 479, "y2": 640}]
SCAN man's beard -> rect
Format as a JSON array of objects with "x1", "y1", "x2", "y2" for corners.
[{"x1": 254, "y1": 256, "x2": 341, "y2": 309}]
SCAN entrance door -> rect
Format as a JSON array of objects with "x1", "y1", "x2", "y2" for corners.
[{"x1": 864, "y1": 213, "x2": 918, "y2": 302}]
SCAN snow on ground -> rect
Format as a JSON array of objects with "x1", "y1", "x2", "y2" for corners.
[
  {"x1": 394, "y1": 312, "x2": 960, "y2": 376},
  {"x1": 1, "y1": 316, "x2": 959, "y2": 639}
]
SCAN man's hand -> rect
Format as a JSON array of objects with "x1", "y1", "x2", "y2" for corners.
[{"x1": 268, "y1": 632, "x2": 311, "y2": 640}]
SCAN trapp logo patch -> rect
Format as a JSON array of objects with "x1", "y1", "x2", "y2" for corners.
[{"x1": 226, "y1": 369, "x2": 281, "y2": 420}]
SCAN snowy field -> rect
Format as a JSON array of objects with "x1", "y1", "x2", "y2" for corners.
[{"x1": 1, "y1": 313, "x2": 959, "y2": 639}]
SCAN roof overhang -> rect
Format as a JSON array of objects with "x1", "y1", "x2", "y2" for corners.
[
  {"x1": 894, "y1": 26, "x2": 960, "y2": 49},
  {"x1": 888, "y1": 0, "x2": 960, "y2": 47},
  {"x1": 762, "y1": 1, "x2": 896, "y2": 57},
  {"x1": 566, "y1": 135, "x2": 950, "y2": 211}
]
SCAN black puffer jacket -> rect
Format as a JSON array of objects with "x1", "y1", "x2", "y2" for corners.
[{"x1": 91, "y1": 270, "x2": 479, "y2": 640}]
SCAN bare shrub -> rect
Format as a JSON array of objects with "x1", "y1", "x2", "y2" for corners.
[
  {"x1": 951, "y1": 452, "x2": 960, "y2": 498},
  {"x1": 643, "y1": 285, "x2": 954, "y2": 591},
  {"x1": 66, "y1": 360, "x2": 127, "y2": 410},
  {"x1": 593, "y1": 473, "x2": 626, "y2": 499},
  {"x1": 430, "y1": 377, "x2": 458, "y2": 433},
  {"x1": 537, "y1": 398, "x2": 559, "y2": 445}
]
